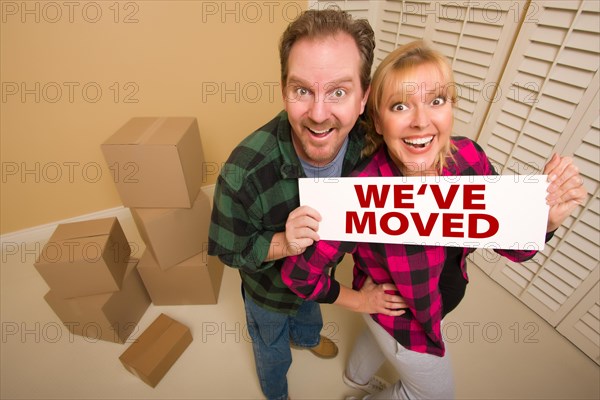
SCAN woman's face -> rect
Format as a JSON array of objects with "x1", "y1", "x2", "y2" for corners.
[{"x1": 375, "y1": 64, "x2": 454, "y2": 175}]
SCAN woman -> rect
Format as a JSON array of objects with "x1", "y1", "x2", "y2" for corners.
[{"x1": 281, "y1": 40, "x2": 586, "y2": 399}]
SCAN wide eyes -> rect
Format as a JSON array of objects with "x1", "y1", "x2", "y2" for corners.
[
  {"x1": 287, "y1": 86, "x2": 349, "y2": 103},
  {"x1": 431, "y1": 96, "x2": 446, "y2": 106},
  {"x1": 332, "y1": 89, "x2": 346, "y2": 98},
  {"x1": 390, "y1": 96, "x2": 447, "y2": 111}
]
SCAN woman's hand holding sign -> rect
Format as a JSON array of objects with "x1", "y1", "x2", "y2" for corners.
[{"x1": 544, "y1": 154, "x2": 587, "y2": 232}]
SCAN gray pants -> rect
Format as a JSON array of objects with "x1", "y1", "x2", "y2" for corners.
[{"x1": 346, "y1": 314, "x2": 455, "y2": 399}]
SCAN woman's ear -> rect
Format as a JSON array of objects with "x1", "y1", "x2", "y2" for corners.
[{"x1": 374, "y1": 115, "x2": 383, "y2": 136}]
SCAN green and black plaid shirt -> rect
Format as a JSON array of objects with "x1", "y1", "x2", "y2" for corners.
[{"x1": 208, "y1": 110, "x2": 365, "y2": 315}]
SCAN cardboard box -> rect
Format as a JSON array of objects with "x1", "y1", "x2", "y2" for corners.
[
  {"x1": 137, "y1": 250, "x2": 224, "y2": 305},
  {"x1": 44, "y1": 258, "x2": 150, "y2": 344},
  {"x1": 131, "y1": 191, "x2": 211, "y2": 269},
  {"x1": 101, "y1": 117, "x2": 204, "y2": 208},
  {"x1": 34, "y1": 217, "x2": 130, "y2": 298},
  {"x1": 119, "y1": 313, "x2": 193, "y2": 388}
]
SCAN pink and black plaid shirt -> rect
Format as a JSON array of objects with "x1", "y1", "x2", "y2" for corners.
[{"x1": 282, "y1": 137, "x2": 539, "y2": 356}]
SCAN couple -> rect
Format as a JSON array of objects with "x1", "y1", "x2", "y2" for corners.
[{"x1": 208, "y1": 9, "x2": 586, "y2": 400}]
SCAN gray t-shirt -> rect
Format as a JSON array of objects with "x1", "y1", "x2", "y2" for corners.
[{"x1": 299, "y1": 136, "x2": 349, "y2": 179}]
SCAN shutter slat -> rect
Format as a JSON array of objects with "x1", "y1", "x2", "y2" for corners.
[
  {"x1": 502, "y1": 98, "x2": 531, "y2": 119},
  {"x1": 558, "y1": 241, "x2": 597, "y2": 272},
  {"x1": 532, "y1": 274, "x2": 568, "y2": 304},
  {"x1": 463, "y1": 21, "x2": 502, "y2": 39},
  {"x1": 540, "y1": 269, "x2": 576, "y2": 297},
  {"x1": 523, "y1": 121, "x2": 560, "y2": 146},
  {"x1": 567, "y1": 30, "x2": 600, "y2": 53},
  {"x1": 529, "y1": 108, "x2": 568, "y2": 133},
  {"x1": 529, "y1": 283, "x2": 561, "y2": 311},
  {"x1": 519, "y1": 56, "x2": 552, "y2": 77},
  {"x1": 543, "y1": 80, "x2": 585, "y2": 105},
  {"x1": 550, "y1": 252, "x2": 590, "y2": 282},
  {"x1": 538, "y1": 7, "x2": 576, "y2": 28},
  {"x1": 531, "y1": 25, "x2": 568, "y2": 45},
  {"x1": 536, "y1": 95, "x2": 577, "y2": 119},
  {"x1": 527, "y1": 41, "x2": 560, "y2": 62},
  {"x1": 557, "y1": 47, "x2": 599, "y2": 71},
  {"x1": 453, "y1": 59, "x2": 488, "y2": 79},
  {"x1": 503, "y1": 267, "x2": 529, "y2": 289},
  {"x1": 575, "y1": 10, "x2": 600, "y2": 32},
  {"x1": 550, "y1": 64, "x2": 595, "y2": 88}
]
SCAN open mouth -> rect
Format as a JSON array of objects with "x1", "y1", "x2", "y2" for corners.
[
  {"x1": 403, "y1": 136, "x2": 434, "y2": 149},
  {"x1": 308, "y1": 127, "x2": 334, "y2": 138}
]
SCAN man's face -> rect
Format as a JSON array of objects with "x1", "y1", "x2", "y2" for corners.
[{"x1": 283, "y1": 33, "x2": 369, "y2": 167}]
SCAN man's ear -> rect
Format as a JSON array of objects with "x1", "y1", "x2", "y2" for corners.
[{"x1": 360, "y1": 85, "x2": 370, "y2": 114}]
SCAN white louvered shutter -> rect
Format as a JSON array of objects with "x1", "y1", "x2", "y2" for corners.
[
  {"x1": 372, "y1": 0, "x2": 528, "y2": 139},
  {"x1": 474, "y1": 0, "x2": 600, "y2": 363},
  {"x1": 373, "y1": 0, "x2": 429, "y2": 65}
]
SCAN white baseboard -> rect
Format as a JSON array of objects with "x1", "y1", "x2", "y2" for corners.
[{"x1": 0, "y1": 184, "x2": 215, "y2": 247}]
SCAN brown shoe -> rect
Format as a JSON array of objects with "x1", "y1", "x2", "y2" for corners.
[{"x1": 307, "y1": 335, "x2": 338, "y2": 359}]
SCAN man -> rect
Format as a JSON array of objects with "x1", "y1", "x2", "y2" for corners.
[{"x1": 208, "y1": 9, "x2": 402, "y2": 400}]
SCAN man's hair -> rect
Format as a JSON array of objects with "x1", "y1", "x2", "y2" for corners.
[{"x1": 279, "y1": 9, "x2": 375, "y2": 94}]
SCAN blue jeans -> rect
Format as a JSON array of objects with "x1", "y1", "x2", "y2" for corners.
[{"x1": 244, "y1": 292, "x2": 323, "y2": 400}]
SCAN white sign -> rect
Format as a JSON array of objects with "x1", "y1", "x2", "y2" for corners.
[{"x1": 299, "y1": 175, "x2": 549, "y2": 250}]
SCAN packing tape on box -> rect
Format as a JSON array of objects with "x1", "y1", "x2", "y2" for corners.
[{"x1": 134, "y1": 117, "x2": 168, "y2": 144}]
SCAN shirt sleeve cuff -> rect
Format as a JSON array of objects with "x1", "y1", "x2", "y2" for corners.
[
  {"x1": 249, "y1": 231, "x2": 275, "y2": 269},
  {"x1": 545, "y1": 229, "x2": 556, "y2": 243},
  {"x1": 319, "y1": 279, "x2": 340, "y2": 304}
]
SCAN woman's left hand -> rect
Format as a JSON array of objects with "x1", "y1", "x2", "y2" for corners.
[{"x1": 544, "y1": 153, "x2": 587, "y2": 232}]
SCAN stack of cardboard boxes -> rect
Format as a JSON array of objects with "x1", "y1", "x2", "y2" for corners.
[
  {"x1": 35, "y1": 217, "x2": 151, "y2": 343},
  {"x1": 101, "y1": 117, "x2": 224, "y2": 306},
  {"x1": 33, "y1": 116, "x2": 222, "y2": 387}
]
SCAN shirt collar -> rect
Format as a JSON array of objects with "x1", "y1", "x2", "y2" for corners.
[{"x1": 276, "y1": 111, "x2": 305, "y2": 179}]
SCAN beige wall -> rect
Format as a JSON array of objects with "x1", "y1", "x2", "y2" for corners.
[{"x1": 1, "y1": 0, "x2": 306, "y2": 234}]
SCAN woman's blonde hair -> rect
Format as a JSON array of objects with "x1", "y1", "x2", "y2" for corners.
[{"x1": 362, "y1": 40, "x2": 458, "y2": 173}]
